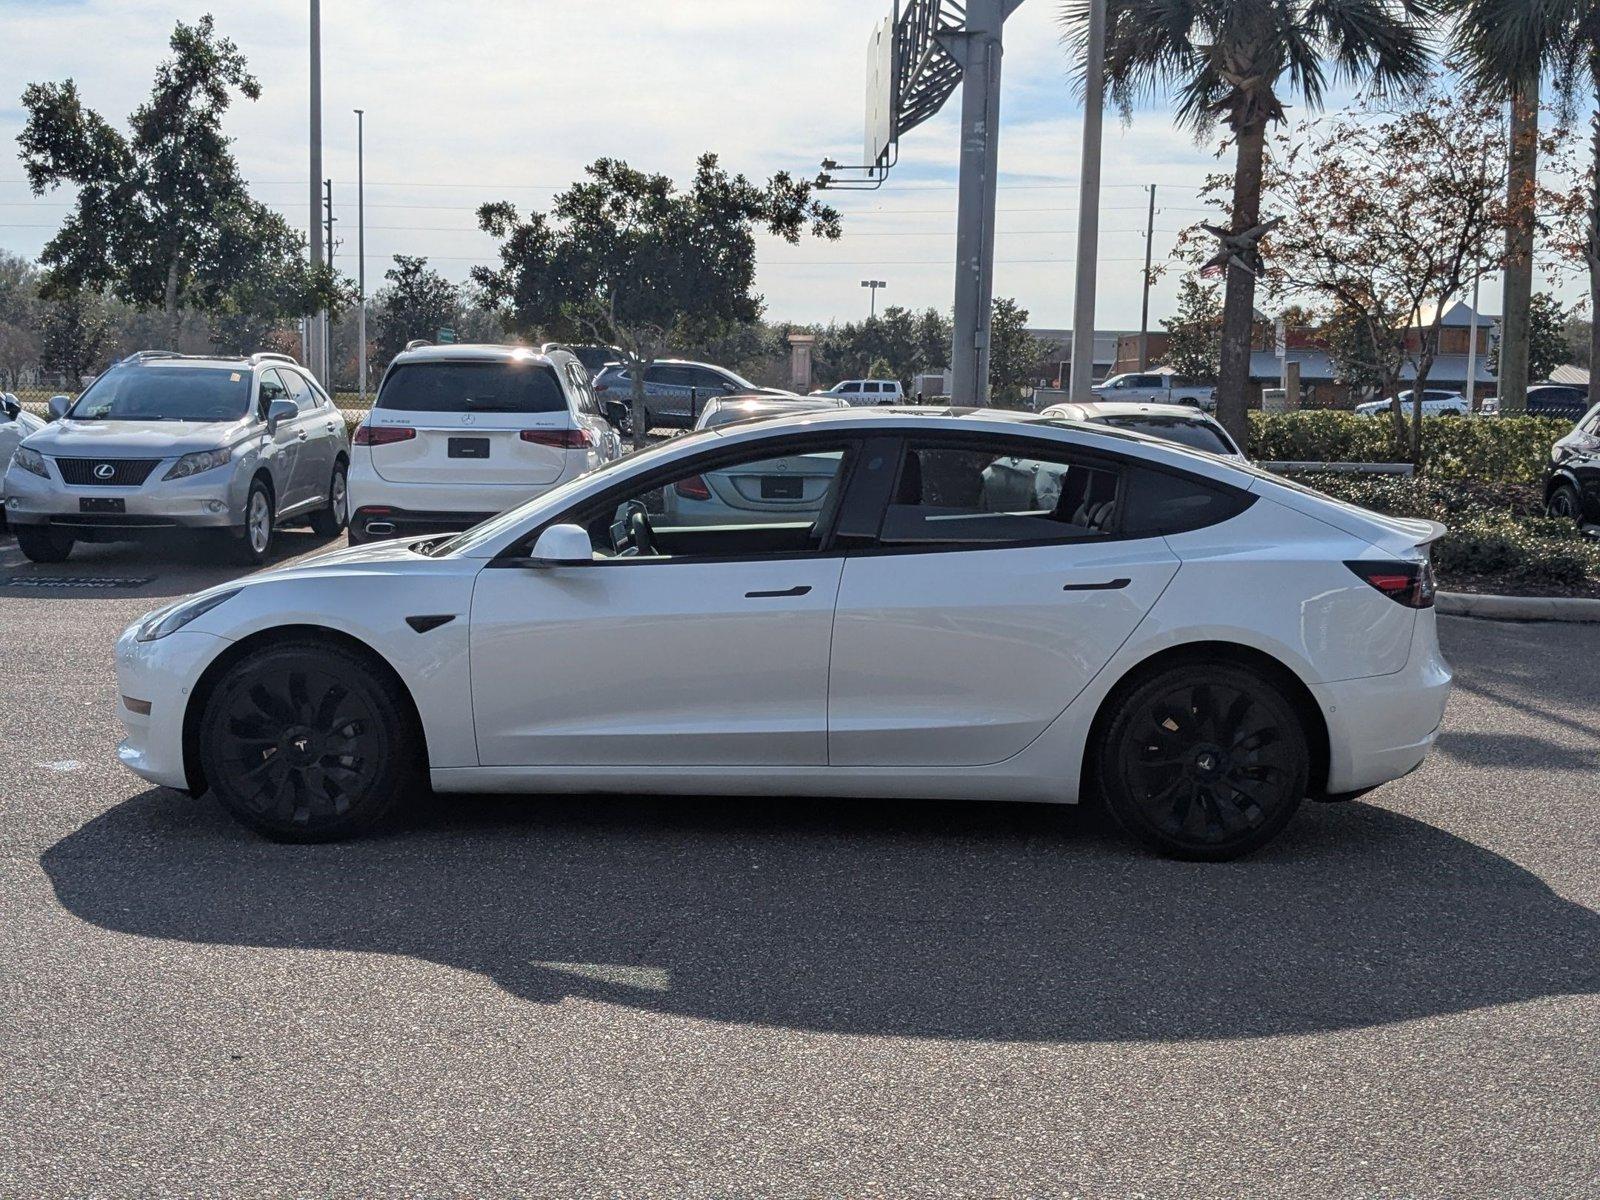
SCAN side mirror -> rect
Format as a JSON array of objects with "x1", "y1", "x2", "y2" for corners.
[
  {"x1": 48, "y1": 395, "x2": 71, "y2": 420},
  {"x1": 0, "y1": 393, "x2": 18, "y2": 420},
  {"x1": 529, "y1": 523, "x2": 593, "y2": 566},
  {"x1": 265, "y1": 397, "x2": 297, "y2": 433}
]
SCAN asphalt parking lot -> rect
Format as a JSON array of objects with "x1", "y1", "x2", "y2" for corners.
[{"x1": 1, "y1": 530, "x2": 1597, "y2": 1198}]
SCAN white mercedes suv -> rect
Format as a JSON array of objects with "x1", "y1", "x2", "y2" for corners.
[
  {"x1": 114, "y1": 407, "x2": 1451, "y2": 861},
  {"x1": 347, "y1": 344, "x2": 622, "y2": 543}
]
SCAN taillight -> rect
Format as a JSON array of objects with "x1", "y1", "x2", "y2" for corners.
[
  {"x1": 520, "y1": 428, "x2": 592, "y2": 448},
  {"x1": 593, "y1": 381, "x2": 611, "y2": 393},
  {"x1": 353, "y1": 425, "x2": 416, "y2": 446},
  {"x1": 1346, "y1": 559, "x2": 1435, "y2": 608},
  {"x1": 674, "y1": 474, "x2": 712, "y2": 501}
]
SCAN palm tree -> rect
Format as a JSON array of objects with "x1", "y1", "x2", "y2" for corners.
[
  {"x1": 1449, "y1": 0, "x2": 1584, "y2": 407},
  {"x1": 1062, "y1": 1, "x2": 1436, "y2": 442}
]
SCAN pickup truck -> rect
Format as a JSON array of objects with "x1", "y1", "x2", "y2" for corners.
[{"x1": 1091, "y1": 372, "x2": 1216, "y2": 410}]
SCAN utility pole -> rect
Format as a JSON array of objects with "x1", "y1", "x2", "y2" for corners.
[
  {"x1": 308, "y1": 0, "x2": 324, "y2": 385},
  {"x1": 1069, "y1": 0, "x2": 1106, "y2": 401},
  {"x1": 1138, "y1": 183, "x2": 1156, "y2": 370},
  {"x1": 861, "y1": 278, "x2": 886, "y2": 318},
  {"x1": 355, "y1": 109, "x2": 367, "y2": 404},
  {"x1": 1464, "y1": 272, "x2": 1481, "y2": 412},
  {"x1": 946, "y1": 0, "x2": 1006, "y2": 407},
  {"x1": 323, "y1": 179, "x2": 336, "y2": 384}
]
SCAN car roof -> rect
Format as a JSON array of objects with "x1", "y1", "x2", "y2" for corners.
[
  {"x1": 390, "y1": 343, "x2": 554, "y2": 366},
  {"x1": 1041, "y1": 401, "x2": 1217, "y2": 422}
]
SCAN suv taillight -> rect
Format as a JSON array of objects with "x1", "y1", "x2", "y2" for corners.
[
  {"x1": 353, "y1": 425, "x2": 416, "y2": 446},
  {"x1": 674, "y1": 475, "x2": 712, "y2": 501},
  {"x1": 520, "y1": 428, "x2": 592, "y2": 448},
  {"x1": 1346, "y1": 559, "x2": 1435, "y2": 608}
]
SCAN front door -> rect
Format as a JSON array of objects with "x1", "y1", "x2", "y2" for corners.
[
  {"x1": 468, "y1": 437, "x2": 859, "y2": 766},
  {"x1": 827, "y1": 436, "x2": 1182, "y2": 767}
]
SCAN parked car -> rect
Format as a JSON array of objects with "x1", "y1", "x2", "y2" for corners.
[
  {"x1": 114, "y1": 407, "x2": 1451, "y2": 862},
  {"x1": 1091, "y1": 372, "x2": 1216, "y2": 410},
  {"x1": 539, "y1": 343, "x2": 622, "y2": 378},
  {"x1": 1481, "y1": 384, "x2": 1591, "y2": 421},
  {"x1": 691, "y1": 394, "x2": 848, "y2": 431},
  {"x1": 1353, "y1": 389, "x2": 1467, "y2": 417},
  {"x1": 0, "y1": 393, "x2": 46, "y2": 530},
  {"x1": 1037, "y1": 401, "x2": 1245, "y2": 460},
  {"x1": 1543, "y1": 401, "x2": 1600, "y2": 526},
  {"x1": 812, "y1": 379, "x2": 905, "y2": 405},
  {"x1": 347, "y1": 344, "x2": 623, "y2": 544},
  {"x1": 591, "y1": 359, "x2": 797, "y2": 430},
  {"x1": 3, "y1": 351, "x2": 349, "y2": 564}
]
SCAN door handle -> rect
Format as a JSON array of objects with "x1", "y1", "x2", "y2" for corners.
[
  {"x1": 1062, "y1": 578, "x2": 1131, "y2": 591},
  {"x1": 745, "y1": 585, "x2": 812, "y2": 598}
]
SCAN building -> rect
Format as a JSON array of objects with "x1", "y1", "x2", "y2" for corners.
[{"x1": 1026, "y1": 329, "x2": 1131, "y2": 387}]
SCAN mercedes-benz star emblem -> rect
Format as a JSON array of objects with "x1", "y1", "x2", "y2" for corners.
[{"x1": 93, "y1": 463, "x2": 116, "y2": 480}]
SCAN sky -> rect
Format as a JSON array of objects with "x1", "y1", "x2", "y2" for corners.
[{"x1": 0, "y1": 0, "x2": 1587, "y2": 331}]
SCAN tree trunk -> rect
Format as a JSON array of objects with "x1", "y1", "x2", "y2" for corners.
[
  {"x1": 1215, "y1": 120, "x2": 1267, "y2": 446},
  {"x1": 1498, "y1": 79, "x2": 1539, "y2": 414},
  {"x1": 630, "y1": 359, "x2": 648, "y2": 451},
  {"x1": 163, "y1": 259, "x2": 182, "y2": 348}
]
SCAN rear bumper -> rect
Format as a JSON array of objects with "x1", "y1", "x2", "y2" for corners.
[
  {"x1": 1311, "y1": 612, "x2": 1453, "y2": 795},
  {"x1": 350, "y1": 505, "x2": 499, "y2": 542}
]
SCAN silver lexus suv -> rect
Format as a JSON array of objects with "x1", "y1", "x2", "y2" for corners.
[{"x1": 3, "y1": 351, "x2": 350, "y2": 564}]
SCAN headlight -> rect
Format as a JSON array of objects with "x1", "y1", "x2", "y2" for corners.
[
  {"x1": 134, "y1": 589, "x2": 241, "y2": 643},
  {"x1": 11, "y1": 445, "x2": 48, "y2": 478},
  {"x1": 163, "y1": 446, "x2": 233, "y2": 481}
]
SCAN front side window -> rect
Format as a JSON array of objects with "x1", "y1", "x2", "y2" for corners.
[
  {"x1": 840, "y1": 382, "x2": 862, "y2": 394},
  {"x1": 68, "y1": 366, "x2": 253, "y2": 423},
  {"x1": 879, "y1": 443, "x2": 1120, "y2": 546},
  {"x1": 257, "y1": 370, "x2": 291, "y2": 415},
  {"x1": 377, "y1": 361, "x2": 565, "y2": 414},
  {"x1": 568, "y1": 441, "x2": 854, "y2": 561}
]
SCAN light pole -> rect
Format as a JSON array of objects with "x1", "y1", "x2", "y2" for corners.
[
  {"x1": 1069, "y1": 0, "x2": 1106, "y2": 401},
  {"x1": 355, "y1": 108, "x2": 366, "y2": 404},
  {"x1": 861, "y1": 278, "x2": 886, "y2": 319},
  {"x1": 308, "y1": 0, "x2": 324, "y2": 384}
]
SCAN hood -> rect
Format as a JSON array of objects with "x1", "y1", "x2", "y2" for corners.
[
  {"x1": 246, "y1": 536, "x2": 432, "y2": 586},
  {"x1": 24, "y1": 417, "x2": 257, "y2": 459}
]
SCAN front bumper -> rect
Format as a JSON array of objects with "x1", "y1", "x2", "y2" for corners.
[
  {"x1": 113, "y1": 626, "x2": 231, "y2": 792},
  {"x1": 4, "y1": 460, "x2": 243, "y2": 533}
]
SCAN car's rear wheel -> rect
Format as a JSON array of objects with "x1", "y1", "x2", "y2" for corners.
[
  {"x1": 199, "y1": 639, "x2": 418, "y2": 842},
  {"x1": 1547, "y1": 481, "x2": 1583, "y2": 522},
  {"x1": 309, "y1": 461, "x2": 349, "y2": 537},
  {"x1": 1097, "y1": 662, "x2": 1308, "y2": 861},
  {"x1": 233, "y1": 480, "x2": 274, "y2": 565},
  {"x1": 15, "y1": 525, "x2": 74, "y2": 563}
]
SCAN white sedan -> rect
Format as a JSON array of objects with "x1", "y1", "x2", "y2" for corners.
[
  {"x1": 113, "y1": 408, "x2": 1452, "y2": 861},
  {"x1": 1354, "y1": 390, "x2": 1467, "y2": 417},
  {"x1": 0, "y1": 393, "x2": 46, "y2": 527}
]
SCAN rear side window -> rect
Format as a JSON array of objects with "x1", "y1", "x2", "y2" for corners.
[
  {"x1": 1101, "y1": 416, "x2": 1236, "y2": 455},
  {"x1": 1120, "y1": 465, "x2": 1253, "y2": 536},
  {"x1": 377, "y1": 361, "x2": 565, "y2": 413}
]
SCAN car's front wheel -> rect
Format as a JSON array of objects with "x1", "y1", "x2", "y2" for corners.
[
  {"x1": 233, "y1": 479, "x2": 275, "y2": 565},
  {"x1": 15, "y1": 525, "x2": 74, "y2": 563},
  {"x1": 1547, "y1": 481, "x2": 1583, "y2": 523},
  {"x1": 198, "y1": 638, "x2": 418, "y2": 841},
  {"x1": 1096, "y1": 661, "x2": 1309, "y2": 861}
]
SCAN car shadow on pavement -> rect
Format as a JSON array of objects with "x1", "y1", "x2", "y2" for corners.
[{"x1": 40, "y1": 787, "x2": 1600, "y2": 1043}]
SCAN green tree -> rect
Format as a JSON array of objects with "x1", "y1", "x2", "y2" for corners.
[
  {"x1": 1489, "y1": 292, "x2": 1571, "y2": 384},
  {"x1": 473, "y1": 154, "x2": 839, "y2": 445},
  {"x1": 988, "y1": 296, "x2": 1049, "y2": 406},
  {"x1": 1063, "y1": 0, "x2": 1434, "y2": 443},
  {"x1": 866, "y1": 356, "x2": 894, "y2": 380},
  {"x1": 374, "y1": 255, "x2": 462, "y2": 368},
  {"x1": 812, "y1": 306, "x2": 952, "y2": 390},
  {"x1": 1160, "y1": 277, "x2": 1223, "y2": 383},
  {"x1": 16, "y1": 15, "x2": 340, "y2": 341},
  {"x1": 39, "y1": 289, "x2": 110, "y2": 381}
]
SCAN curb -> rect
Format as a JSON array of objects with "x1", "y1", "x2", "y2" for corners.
[{"x1": 1436, "y1": 590, "x2": 1600, "y2": 623}]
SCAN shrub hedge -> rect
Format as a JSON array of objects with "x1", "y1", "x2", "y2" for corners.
[{"x1": 1246, "y1": 412, "x2": 1570, "y2": 486}]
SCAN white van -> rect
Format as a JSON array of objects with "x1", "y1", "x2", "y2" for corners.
[{"x1": 812, "y1": 379, "x2": 905, "y2": 406}]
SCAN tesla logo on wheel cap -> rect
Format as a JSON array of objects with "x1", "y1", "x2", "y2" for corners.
[{"x1": 93, "y1": 463, "x2": 116, "y2": 480}]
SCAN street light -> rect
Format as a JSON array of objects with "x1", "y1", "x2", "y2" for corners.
[
  {"x1": 861, "y1": 278, "x2": 887, "y2": 319},
  {"x1": 354, "y1": 108, "x2": 366, "y2": 404}
]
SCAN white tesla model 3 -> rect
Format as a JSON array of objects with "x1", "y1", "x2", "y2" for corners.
[{"x1": 113, "y1": 408, "x2": 1452, "y2": 860}]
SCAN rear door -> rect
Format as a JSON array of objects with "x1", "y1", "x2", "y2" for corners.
[
  {"x1": 280, "y1": 368, "x2": 339, "y2": 503},
  {"x1": 365, "y1": 358, "x2": 575, "y2": 488},
  {"x1": 827, "y1": 434, "x2": 1189, "y2": 767}
]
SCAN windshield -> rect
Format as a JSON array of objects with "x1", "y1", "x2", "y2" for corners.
[
  {"x1": 68, "y1": 366, "x2": 253, "y2": 422},
  {"x1": 423, "y1": 432, "x2": 716, "y2": 556},
  {"x1": 1098, "y1": 415, "x2": 1236, "y2": 455},
  {"x1": 377, "y1": 361, "x2": 566, "y2": 413}
]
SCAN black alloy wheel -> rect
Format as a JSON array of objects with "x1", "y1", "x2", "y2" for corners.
[
  {"x1": 1099, "y1": 663, "x2": 1309, "y2": 861},
  {"x1": 199, "y1": 640, "x2": 417, "y2": 841},
  {"x1": 1547, "y1": 482, "x2": 1582, "y2": 522}
]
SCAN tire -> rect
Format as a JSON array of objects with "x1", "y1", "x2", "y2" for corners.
[
  {"x1": 198, "y1": 638, "x2": 419, "y2": 842},
  {"x1": 1547, "y1": 481, "x2": 1583, "y2": 523},
  {"x1": 1096, "y1": 661, "x2": 1309, "y2": 861},
  {"x1": 234, "y1": 479, "x2": 274, "y2": 565},
  {"x1": 15, "y1": 524, "x2": 74, "y2": 563},
  {"x1": 309, "y1": 460, "x2": 349, "y2": 538}
]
